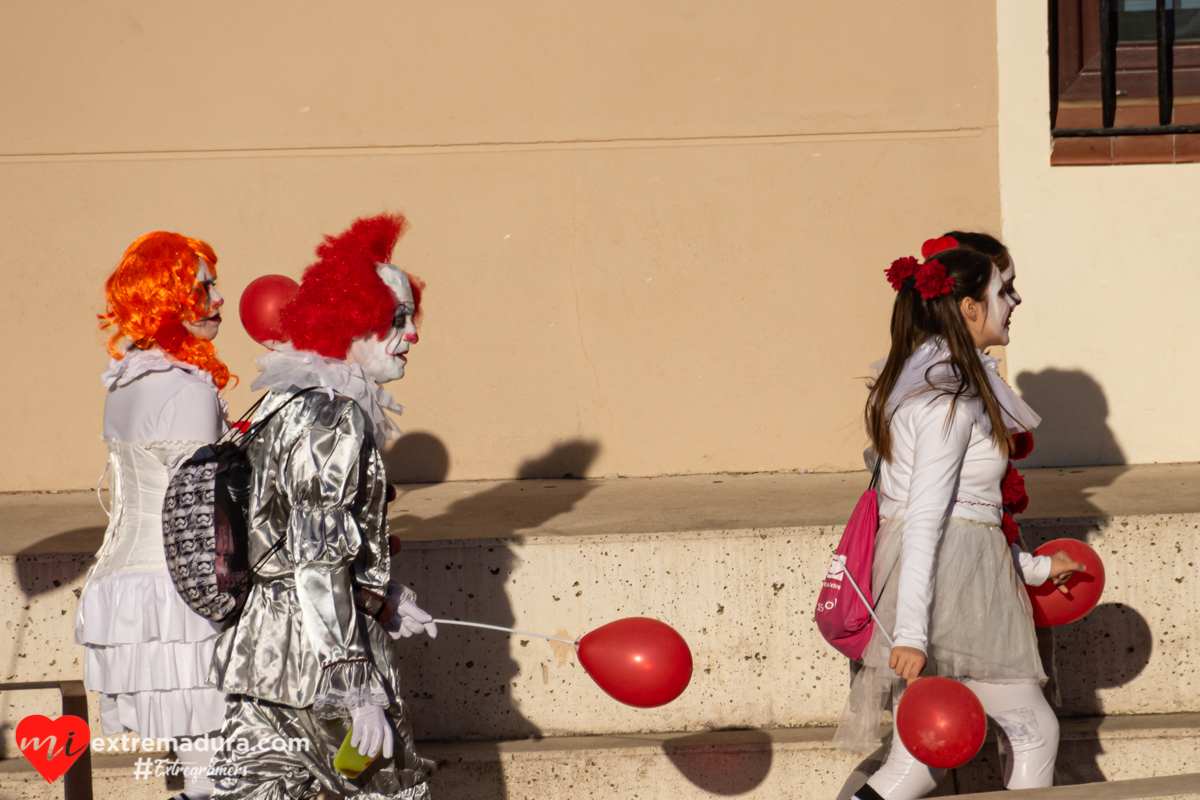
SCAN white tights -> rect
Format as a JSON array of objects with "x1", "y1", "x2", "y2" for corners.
[
  {"x1": 857, "y1": 679, "x2": 1058, "y2": 800},
  {"x1": 176, "y1": 733, "x2": 219, "y2": 799}
]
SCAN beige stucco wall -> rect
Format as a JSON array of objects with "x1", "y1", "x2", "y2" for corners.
[
  {"x1": 1, "y1": 1, "x2": 1001, "y2": 491},
  {"x1": 997, "y1": 2, "x2": 1200, "y2": 467}
]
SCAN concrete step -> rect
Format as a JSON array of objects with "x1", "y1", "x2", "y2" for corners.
[
  {"x1": 1, "y1": 465, "x2": 1199, "y2": 749},
  {"x1": 1, "y1": 714, "x2": 1197, "y2": 799},
  {"x1": 964, "y1": 773, "x2": 1200, "y2": 799}
]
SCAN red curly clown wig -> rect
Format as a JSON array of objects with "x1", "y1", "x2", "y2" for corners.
[
  {"x1": 100, "y1": 231, "x2": 235, "y2": 390},
  {"x1": 281, "y1": 213, "x2": 425, "y2": 359}
]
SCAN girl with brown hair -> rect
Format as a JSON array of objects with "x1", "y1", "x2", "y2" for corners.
[{"x1": 838, "y1": 234, "x2": 1083, "y2": 799}]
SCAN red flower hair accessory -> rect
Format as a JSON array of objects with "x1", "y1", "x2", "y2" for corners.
[
  {"x1": 885, "y1": 256, "x2": 919, "y2": 291},
  {"x1": 921, "y1": 236, "x2": 958, "y2": 258},
  {"x1": 913, "y1": 259, "x2": 956, "y2": 299}
]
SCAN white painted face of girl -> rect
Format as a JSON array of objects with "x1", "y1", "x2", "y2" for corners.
[
  {"x1": 347, "y1": 264, "x2": 419, "y2": 385},
  {"x1": 980, "y1": 261, "x2": 1021, "y2": 347}
]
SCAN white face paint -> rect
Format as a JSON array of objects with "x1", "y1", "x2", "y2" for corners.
[
  {"x1": 347, "y1": 264, "x2": 419, "y2": 384},
  {"x1": 182, "y1": 259, "x2": 224, "y2": 341},
  {"x1": 979, "y1": 260, "x2": 1021, "y2": 348}
]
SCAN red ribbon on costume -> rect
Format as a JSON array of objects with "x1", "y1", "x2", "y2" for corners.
[{"x1": 155, "y1": 320, "x2": 190, "y2": 351}]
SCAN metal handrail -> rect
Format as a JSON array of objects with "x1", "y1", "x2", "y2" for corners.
[{"x1": 0, "y1": 680, "x2": 93, "y2": 800}]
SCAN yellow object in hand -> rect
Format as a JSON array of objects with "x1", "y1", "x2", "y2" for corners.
[{"x1": 334, "y1": 727, "x2": 377, "y2": 779}]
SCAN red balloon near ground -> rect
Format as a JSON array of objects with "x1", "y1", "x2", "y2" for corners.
[
  {"x1": 896, "y1": 677, "x2": 987, "y2": 769},
  {"x1": 576, "y1": 617, "x2": 693, "y2": 708},
  {"x1": 1026, "y1": 538, "x2": 1106, "y2": 627},
  {"x1": 239, "y1": 274, "x2": 299, "y2": 345}
]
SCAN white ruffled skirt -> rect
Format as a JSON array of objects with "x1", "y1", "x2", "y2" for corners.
[
  {"x1": 832, "y1": 515, "x2": 1045, "y2": 754},
  {"x1": 76, "y1": 569, "x2": 226, "y2": 738}
]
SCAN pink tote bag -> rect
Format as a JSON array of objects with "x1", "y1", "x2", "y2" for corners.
[{"x1": 814, "y1": 462, "x2": 883, "y2": 660}]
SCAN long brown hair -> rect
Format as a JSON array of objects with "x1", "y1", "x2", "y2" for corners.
[{"x1": 866, "y1": 246, "x2": 1013, "y2": 462}]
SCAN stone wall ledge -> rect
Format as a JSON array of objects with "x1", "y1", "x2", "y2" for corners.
[{"x1": 4, "y1": 462, "x2": 1199, "y2": 556}]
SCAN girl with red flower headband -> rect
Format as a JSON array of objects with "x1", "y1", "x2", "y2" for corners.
[
  {"x1": 80, "y1": 232, "x2": 235, "y2": 800},
  {"x1": 838, "y1": 234, "x2": 1084, "y2": 800}
]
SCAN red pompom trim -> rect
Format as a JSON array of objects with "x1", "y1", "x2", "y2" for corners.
[
  {"x1": 886, "y1": 256, "x2": 919, "y2": 291},
  {"x1": 1001, "y1": 464, "x2": 1029, "y2": 514},
  {"x1": 921, "y1": 236, "x2": 959, "y2": 259},
  {"x1": 914, "y1": 259, "x2": 956, "y2": 299},
  {"x1": 1000, "y1": 513, "x2": 1021, "y2": 546},
  {"x1": 1012, "y1": 431, "x2": 1035, "y2": 461}
]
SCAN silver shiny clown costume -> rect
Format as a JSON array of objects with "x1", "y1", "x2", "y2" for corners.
[{"x1": 207, "y1": 358, "x2": 432, "y2": 800}]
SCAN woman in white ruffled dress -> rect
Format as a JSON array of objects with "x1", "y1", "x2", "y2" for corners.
[
  {"x1": 837, "y1": 235, "x2": 1084, "y2": 800},
  {"x1": 77, "y1": 231, "x2": 233, "y2": 800}
]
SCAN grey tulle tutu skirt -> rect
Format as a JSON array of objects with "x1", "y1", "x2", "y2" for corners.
[{"x1": 832, "y1": 515, "x2": 1046, "y2": 754}]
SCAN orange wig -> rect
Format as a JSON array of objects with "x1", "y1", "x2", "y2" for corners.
[{"x1": 99, "y1": 231, "x2": 235, "y2": 390}]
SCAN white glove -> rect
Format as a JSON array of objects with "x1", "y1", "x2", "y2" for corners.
[
  {"x1": 383, "y1": 583, "x2": 438, "y2": 640},
  {"x1": 349, "y1": 703, "x2": 394, "y2": 759}
]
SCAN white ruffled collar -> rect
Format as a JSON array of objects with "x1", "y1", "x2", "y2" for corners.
[
  {"x1": 102, "y1": 347, "x2": 218, "y2": 391},
  {"x1": 877, "y1": 337, "x2": 1041, "y2": 432},
  {"x1": 251, "y1": 345, "x2": 404, "y2": 441}
]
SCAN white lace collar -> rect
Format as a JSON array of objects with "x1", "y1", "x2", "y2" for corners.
[
  {"x1": 102, "y1": 347, "x2": 218, "y2": 391},
  {"x1": 251, "y1": 345, "x2": 404, "y2": 441},
  {"x1": 877, "y1": 337, "x2": 1041, "y2": 432}
]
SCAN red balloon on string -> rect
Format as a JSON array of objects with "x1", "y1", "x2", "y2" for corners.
[
  {"x1": 576, "y1": 617, "x2": 693, "y2": 708},
  {"x1": 239, "y1": 274, "x2": 299, "y2": 345},
  {"x1": 1026, "y1": 538, "x2": 1106, "y2": 627},
  {"x1": 896, "y1": 677, "x2": 987, "y2": 769}
]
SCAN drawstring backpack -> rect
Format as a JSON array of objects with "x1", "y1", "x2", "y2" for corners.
[
  {"x1": 814, "y1": 453, "x2": 893, "y2": 660},
  {"x1": 161, "y1": 388, "x2": 319, "y2": 623}
]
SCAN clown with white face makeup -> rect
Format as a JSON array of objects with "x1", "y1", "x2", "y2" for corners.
[
  {"x1": 207, "y1": 214, "x2": 436, "y2": 800},
  {"x1": 347, "y1": 265, "x2": 419, "y2": 384}
]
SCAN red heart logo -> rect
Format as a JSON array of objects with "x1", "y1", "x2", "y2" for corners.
[{"x1": 16, "y1": 714, "x2": 90, "y2": 784}]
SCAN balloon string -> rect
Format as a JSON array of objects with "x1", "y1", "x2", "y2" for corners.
[
  {"x1": 841, "y1": 568, "x2": 895, "y2": 648},
  {"x1": 433, "y1": 618, "x2": 579, "y2": 646}
]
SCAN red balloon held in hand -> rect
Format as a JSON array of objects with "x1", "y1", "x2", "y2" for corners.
[
  {"x1": 576, "y1": 617, "x2": 693, "y2": 708},
  {"x1": 896, "y1": 677, "x2": 987, "y2": 769},
  {"x1": 1027, "y1": 538, "x2": 1105, "y2": 627},
  {"x1": 240, "y1": 274, "x2": 299, "y2": 346}
]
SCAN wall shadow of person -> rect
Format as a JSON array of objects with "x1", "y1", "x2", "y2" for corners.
[
  {"x1": 1015, "y1": 368, "x2": 1126, "y2": 472},
  {"x1": 662, "y1": 729, "x2": 773, "y2": 795},
  {"x1": 383, "y1": 431, "x2": 451, "y2": 485},
  {"x1": 386, "y1": 439, "x2": 600, "y2": 800}
]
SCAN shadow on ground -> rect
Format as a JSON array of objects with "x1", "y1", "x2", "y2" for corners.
[{"x1": 663, "y1": 729, "x2": 773, "y2": 794}]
